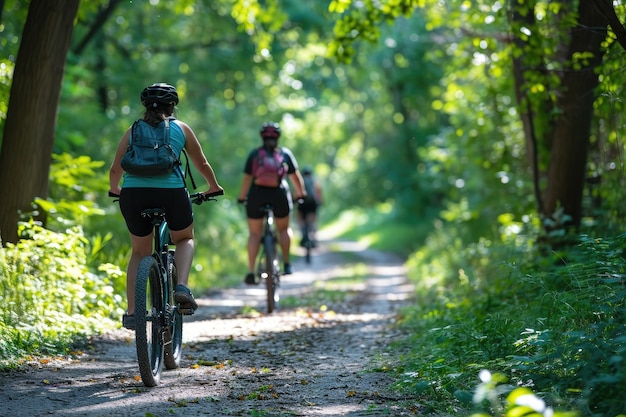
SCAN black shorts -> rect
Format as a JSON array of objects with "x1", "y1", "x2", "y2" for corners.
[
  {"x1": 246, "y1": 185, "x2": 291, "y2": 219},
  {"x1": 297, "y1": 199, "x2": 318, "y2": 216},
  {"x1": 119, "y1": 187, "x2": 193, "y2": 237}
]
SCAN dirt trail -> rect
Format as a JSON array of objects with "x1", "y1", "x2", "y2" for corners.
[{"x1": 0, "y1": 238, "x2": 417, "y2": 416}]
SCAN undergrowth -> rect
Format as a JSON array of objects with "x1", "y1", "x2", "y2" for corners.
[
  {"x1": 397, "y1": 226, "x2": 626, "y2": 417},
  {"x1": 0, "y1": 220, "x2": 123, "y2": 369}
]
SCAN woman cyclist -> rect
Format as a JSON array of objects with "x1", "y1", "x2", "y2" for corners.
[
  {"x1": 237, "y1": 121, "x2": 306, "y2": 285},
  {"x1": 109, "y1": 83, "x2": 223, "y2": 329},
  {"x1": 297, "y1": 166, "x2": 323, "y2": 247}
]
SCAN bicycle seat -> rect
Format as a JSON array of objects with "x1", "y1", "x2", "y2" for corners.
[{"x1": 140, "y1": 208, "x2": 166, "y2": 219}]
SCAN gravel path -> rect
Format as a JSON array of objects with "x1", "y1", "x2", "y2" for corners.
[{"x1": 0, "y1": 238, "x2": 417, "y2": 416}]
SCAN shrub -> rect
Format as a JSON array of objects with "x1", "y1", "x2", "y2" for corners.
[
  {"x1": 0, "y1": 220, "x2": 123, "y2": 366},
  {"x1": 398, "y1": 230, "x2": 626, "y2": 416}
]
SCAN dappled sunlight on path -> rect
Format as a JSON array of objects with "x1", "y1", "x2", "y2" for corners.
[{"x1": 0, "y1": 235, "x2": 419, "y2": 416}]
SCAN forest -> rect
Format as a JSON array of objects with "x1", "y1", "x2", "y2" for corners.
[{"x1": 1, "y1": 0, "x2": 626, "y2": 415}]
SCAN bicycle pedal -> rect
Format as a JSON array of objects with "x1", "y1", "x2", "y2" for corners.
[
  {"x1": 178, "y1": 305, "x2": 196, "y2": 315},
  {"x1": 178, "y1": 308, "x2": 195, "y2": 315}
]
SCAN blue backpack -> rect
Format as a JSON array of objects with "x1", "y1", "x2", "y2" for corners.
[{"x1": 121, "y1": 117, "x2": 196, "y2": 187}]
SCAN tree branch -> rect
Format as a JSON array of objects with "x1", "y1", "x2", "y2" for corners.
[
  {"x1": 592, "y1": 0, "x2": 626, "y2": 51},
  {"x1": 72, "y1": 0, "x2": 124, "y2": 55}
]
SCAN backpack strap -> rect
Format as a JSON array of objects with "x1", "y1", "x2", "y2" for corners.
[
  {"x1": 181, "y1": 149, "x2": 196, "y2": 189},
  {"x1": 167, "y1": 116, "x2": 197, "y2": 190},
  {"x1": 128, "y1": 120, "x2": 140, "y2": 148}
]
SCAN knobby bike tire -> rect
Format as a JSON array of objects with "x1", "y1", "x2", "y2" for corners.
[
  {"x1": 135, "y1": 256, "x2": 164, "y2": 387},
  {"x1": 263, "y1": 233, "x2": 276, "y2": 314},
  {"x1": 164, "y1": 251, "x2": 183, "y2": 370}
]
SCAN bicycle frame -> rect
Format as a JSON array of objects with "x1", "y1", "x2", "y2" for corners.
[
  {"x1": 133, "y1": 207, "x2": 181, "y2": 387},
  {"x1": 258, "y1": 204, "x2": 280, "y2": 313},
  {"x1": 110, "y1": 189, "x2": 222, "y2": 387}
]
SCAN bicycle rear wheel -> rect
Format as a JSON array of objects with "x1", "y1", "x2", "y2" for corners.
[
  {"x1": 263, "y1": 233, "x2": 277, "y2": 314},
  {"x1": 164, "y1": 251, "x2": 182, "y2": 370},
  {"x1": 135, "y1": 256, "x2": 164, "y2": 387}
]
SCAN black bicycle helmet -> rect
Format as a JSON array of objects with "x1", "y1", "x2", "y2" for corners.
[
  {"x1": 260, "y1": 121, "x2": 281, "y2": 139},
  {"x1": 140, "y1": 83, "x2": 179, "y2": 106}
]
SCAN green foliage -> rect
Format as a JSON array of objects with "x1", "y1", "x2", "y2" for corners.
[
  {"x1": 0, "y1": 221, "x2": 123, "y2": 367},
  {"x1": 187, "y1": 199, "x2": 250, "y2": 292},
  {"x1": 396, "y1": 227, "x2": 626, "y2": 416},
  {"x1": 34, "y1": 153, "x2": 107, "y2": 230},
  {"x1": 471, "y1": 373, "x2": 579, "y2": 417},
  {"x1": 4, "y1": 1, "x2": 626, "y2": 399},
  {"x1": 231, "y1": 0, "x2": 287, "y2": 56},
  {"x1": 324, "y1": 203, "x2": 431, "y2": 255},
  {"x1": 328, "y1": 0, "x2": 418, "y2": 63}
]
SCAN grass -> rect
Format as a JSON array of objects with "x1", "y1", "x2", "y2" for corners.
[
  {"x1": 322, "y1": 204, "x2": 429, "y2": 256},
  {"x1": 4, "y1": 200, "x2": 625, "y2": 416},
  {"x1": 330, "y1": 205, "x2": 626, "y2": 416}
]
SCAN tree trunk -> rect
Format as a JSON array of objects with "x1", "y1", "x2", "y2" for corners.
[
  {"x1": 542, "y1": 0, "x2": 605, "y2": 229},
  {"x1": 512, "y1": 1, "x2": 607, "y2": 237},
  {"x1": 510, "y1": 1, "x2": 544, "y2": 215},
  {"x1": 0, "y1": 0, "x2": 79, "y2": 245}
]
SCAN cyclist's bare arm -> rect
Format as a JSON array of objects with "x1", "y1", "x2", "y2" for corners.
[
  {"x1": 289, "y1": 171, "x2": 306, "y2": 199},
  {"x1": 177, "y1": 120, "x2": 223, "y2": 195},
  {"x1": 108, "y1": 127, "x2": 132, "y2": 195},
  {"x1": 315, "y1": 181, "x2": 323, "y2": 204},
  {"x1": 238, "y1": 174, "x2": 253, "y2": 202}
]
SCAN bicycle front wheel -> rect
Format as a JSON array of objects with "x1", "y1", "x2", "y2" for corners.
[
  {"x1": 164, "y1": 251, "x2": 182, "y2": 370},
  {"x1": 263, "y1": 233, "x2": 276, "y2": 314},
  {"x1": 135, "y1": 256, "x2": 164, "y2": 387}
]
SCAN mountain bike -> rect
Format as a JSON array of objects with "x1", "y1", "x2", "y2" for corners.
[
  {"x1": 257, "y1": 204, "x2": 281, "y2": 314},
  {"x1": 110, "y1": 189, "x2": 223, "y2": 387}
]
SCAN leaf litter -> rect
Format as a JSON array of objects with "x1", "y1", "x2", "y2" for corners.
[{"x1": 0, "y1": 239, "x2": 423, "y2": 416}]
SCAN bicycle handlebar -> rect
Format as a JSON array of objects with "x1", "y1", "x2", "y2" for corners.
[
  {"x1": 108, "y1": 190, "x2": 224, "y2": 205},
  {"x1": 190, "y1": 190, "x2": 224, "y2": 205}
]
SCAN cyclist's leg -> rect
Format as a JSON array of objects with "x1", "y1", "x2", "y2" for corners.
[
  {"x1": 247, "y1": 218, "x2": 263, "y2": 271},
  {"x1": 297, "y1": 205, "x2": 309, "y2": 246},
  {"x1": 127, "y1": 234, "x2": 153, "y2": 315},
  {"x1": 170, "y1": 225, "x2": 199, "y2": 310},
  {"x1": 296, "y1": 205, "x2": 305, "y2": 242},
  {"x1": 166, "y1": 188, "x2": 197, "y2": 308},
  {"x1": 169, "y1": 225, "x2": 194, "y2": 287},
  {"x1": 275, "y1": 215, "x2": 292, "y2": 271},
  {"x1": 307, "y1": 206, "x2": 318, "y2": 245},
  {"x1": 119, "y1": 188, "x2": 155, "y2": 320},
  {"x1": 244, "y1": 186, "x2": 266, "y2": 283},
  {"x1": 273, "y1": 187, "x2": 293, "y2": 273}
]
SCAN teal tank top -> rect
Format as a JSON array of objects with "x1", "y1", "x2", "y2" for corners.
[{"x1": 122, "y1": 119, "x2": 187, "y2": 189}]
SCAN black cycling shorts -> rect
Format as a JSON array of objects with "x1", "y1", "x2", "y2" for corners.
[
  {"x1": 297, "y1": 199, "x2": 318, "y2": 216},
  {"x1": 119, "y1": 187, "x2": 193, "y2": 237},
  {"x1": 246, "y1": 185, "x2": 291, "y2": 219}
]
